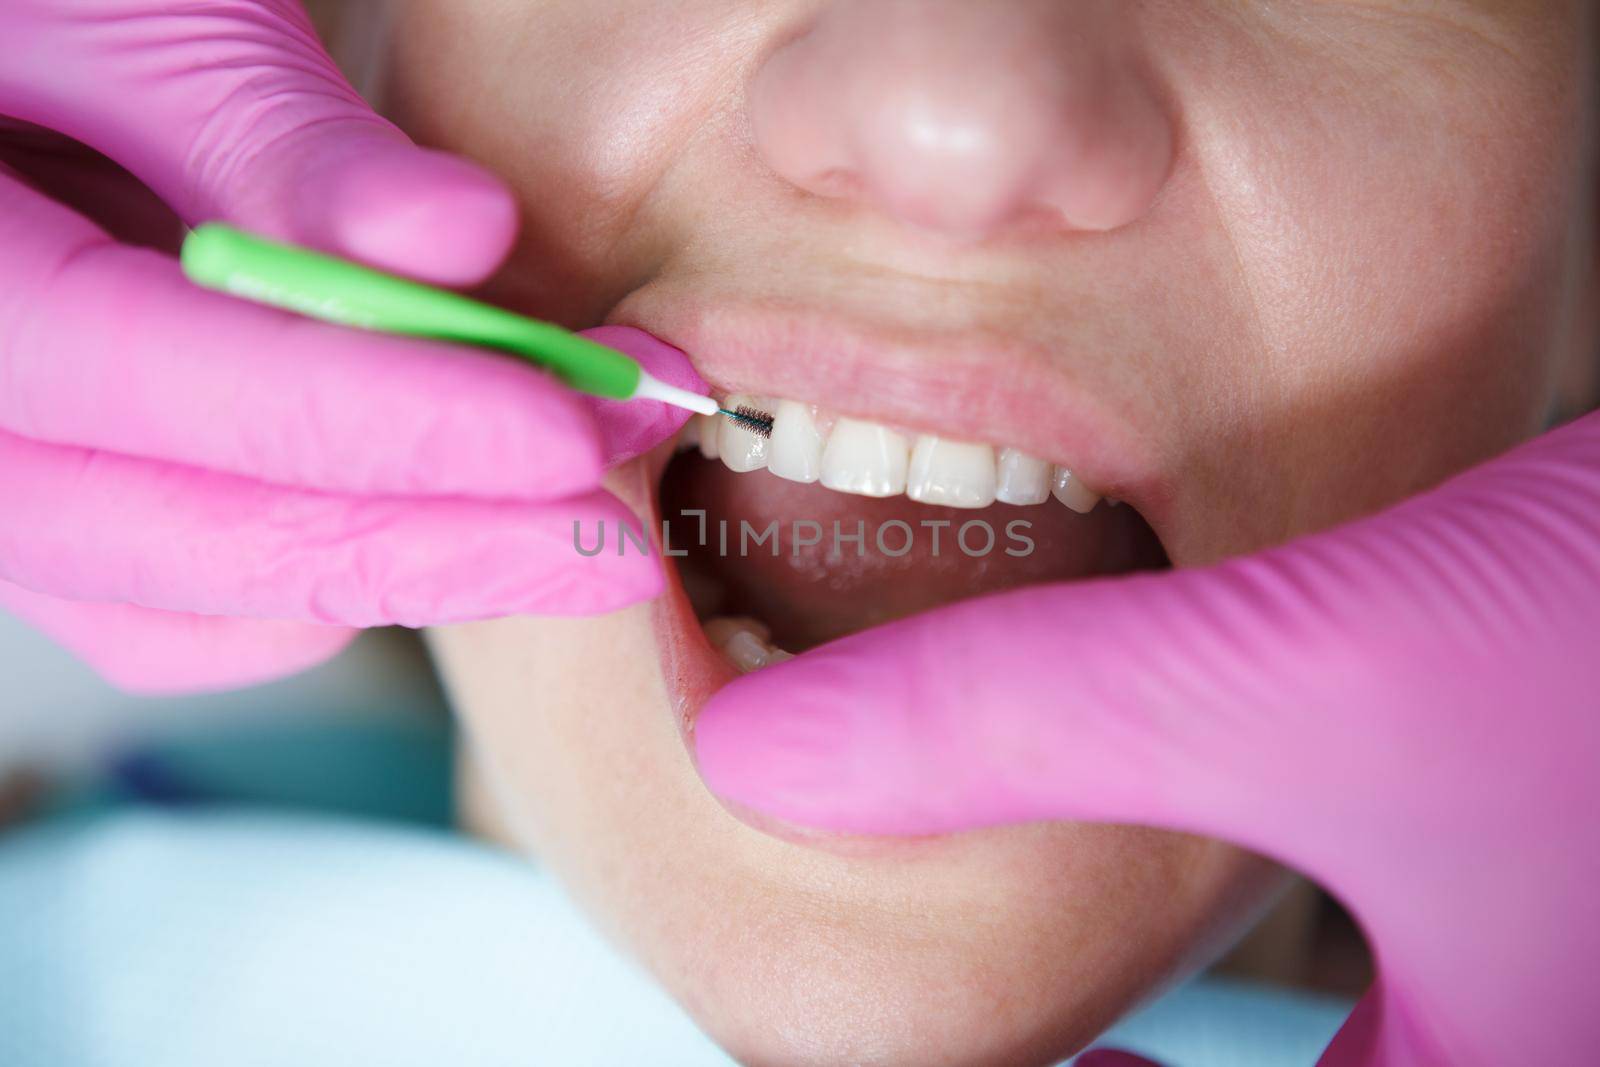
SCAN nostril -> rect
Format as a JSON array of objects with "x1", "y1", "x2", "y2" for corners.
[{"x1": 1034, "y1": 75, "x2": 1176, "y2": 233}]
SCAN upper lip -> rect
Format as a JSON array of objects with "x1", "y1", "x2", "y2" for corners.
[{"x1": 608, "y1": 284, "x2": 1172, "y2": 524}]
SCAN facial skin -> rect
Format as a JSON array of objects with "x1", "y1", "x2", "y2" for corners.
[{"x1": 370, "y1": 2, "x2": 1597, "y2": 1064}]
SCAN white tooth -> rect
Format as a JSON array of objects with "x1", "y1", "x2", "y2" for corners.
[
  {"x1": 1051, "y1": 466, "x2": 1101, "y2": 513},
  {"x1": 995, "y1": 447, "x2": 1051, "y2": 505},
  {"x1": 702, "y1": 616, "x2": 792, "y2": 673},
  {"x1": 703, "y1": 615, "x2": 771, "y2": 647},
  {"x1": 766, "y1": 400, "x2": 825, "y2": 483},
  {"x1": 696, "y1": 413, "x2": 720, "y2": 460},
  {"x1": 718, "y1": 394, "x2": 770, "y2": 473},
  {"x1": 723, "y1": 630, "x2": 773, "y2": 672},
  {"x1": 820, "y1": 418, "x2": 909, "y2": 497},
  {"x1": 907, "y1": 436, "x2": 997, "y2": 508}
]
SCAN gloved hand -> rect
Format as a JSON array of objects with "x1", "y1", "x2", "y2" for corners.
[
  {"x1": 695, "y1": 410, "x2": 1600, "y2": 1066},
  {"x1": 0, "y1": 1, "x2": 693, "y2": 693}
]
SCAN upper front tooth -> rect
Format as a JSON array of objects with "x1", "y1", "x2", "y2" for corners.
[
  {"x1": 820, "y1": 418, "x2": 910, "y2": 497},
  {"x1": 907, "y1": 436, "x2": 997, "y2": 508},
  {"x1": 766, "y1": 399, "x2": 825, "y2": 483},
  {"x1": 718, "y1": 393, "x2": 770, "y2": 473},
  {"x1": 692, "y1": 391, "x2": 1106, "y2": 511},
  {"x1": 995, "y1": 447, "x2": 1050, "y2": 505},
  {"x1": 1051, "y1": 466, "x2": 1101, "y2": 513}
]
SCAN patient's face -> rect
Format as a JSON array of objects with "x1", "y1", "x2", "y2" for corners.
[{"x1": 387, "y1": 2, "x2": 1597, "y2": 1063}]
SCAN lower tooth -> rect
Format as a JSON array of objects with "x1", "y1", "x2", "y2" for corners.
[
  {"x1": 703, "y1": 615, "x2": 791, "y2": 673},
  {"x1": 723, "y1": 630, "x2": 776, "y2": 672},
  {"x1": 1051, "y1": 466, "x2": 1101, "y2": 513},
  {"x1": 704, "y1": 615, "x2": 770, "y2": 646}
]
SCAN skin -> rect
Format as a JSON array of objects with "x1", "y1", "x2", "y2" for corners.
[{"x1": 354, "y1": 2, "x2": 1599, "y2": 1063}]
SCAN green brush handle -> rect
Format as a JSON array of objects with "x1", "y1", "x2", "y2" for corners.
[{"x1": 180, "y1": 223, "x2": 643, "y2": 400}]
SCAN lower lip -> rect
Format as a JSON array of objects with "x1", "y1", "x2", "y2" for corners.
[
  {"x1": 651, "y1": 553, "x2": 737, "y2": 747},
  {"x1": 634, "y1": 443, "x2": 737, "y2": 742},
  {"x1": 640, "y1": 449, "x2": 986, "y2": 858},
  {"x1": 651, "y1": 571, "x2": 961, "y2": 858}
]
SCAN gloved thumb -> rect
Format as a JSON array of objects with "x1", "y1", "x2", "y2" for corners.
[
  {"x1": 221, "y1": 126, "x2": 518, "y2": 288},
  {"x1": 2, "y1": 1, "x2": 516, "y2": 285}
]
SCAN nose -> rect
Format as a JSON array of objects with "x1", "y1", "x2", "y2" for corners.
[{"x1": 748, "y1": 0, "x2": 1174, "y2": 238}]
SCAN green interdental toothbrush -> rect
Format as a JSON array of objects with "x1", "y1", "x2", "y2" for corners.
[{"x1": 180, "y1": 223, "x2": 774, "y2": 435}]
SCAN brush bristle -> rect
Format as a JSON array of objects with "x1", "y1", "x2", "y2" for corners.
[{"x1": 723, "y1": 405, "x2": 774, "y2": 438}]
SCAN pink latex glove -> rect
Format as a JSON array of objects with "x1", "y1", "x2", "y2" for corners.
[
  {"x1": 696, "y1": 410, "x2": 1600, "y2": 1066},
  {"x1": 0, "y1": 2, "x2": 695, "y2": 693}
]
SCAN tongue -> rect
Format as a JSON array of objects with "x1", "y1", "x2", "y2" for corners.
[{"x1": 660, "y1": 454, "x2": 1167, "y2": 651}]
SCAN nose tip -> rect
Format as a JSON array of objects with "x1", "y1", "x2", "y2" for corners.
[{"x1": 749, "y1": 0, "x2": 1174, "y2": 238}]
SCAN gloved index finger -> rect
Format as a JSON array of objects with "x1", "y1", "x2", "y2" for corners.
[{"x1": 0, "y1": 427, "x2": 663, "y2": 628}]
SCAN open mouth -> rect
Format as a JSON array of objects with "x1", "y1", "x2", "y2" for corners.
[
  {"x1": 611, "y1": 297, "x2": 1172, "y2": 736},
  {"x1": 663, "y1": 400, "x2": 1167, "y2": 657}
]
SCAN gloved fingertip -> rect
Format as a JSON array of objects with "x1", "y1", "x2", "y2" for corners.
[
  {"x1": 304, "y1": 143, "x2": 519, "y2": 287},
  {"x1": 693, "y1": 682, "x2": 883, "y2": 832},
  {"x1": 93, "y1": 620, "x2": 358, "y2": 695},
  {"x1": 2, "y1": 582, "x2": 358, "y2": 694},
  {"x1": 581, "y1": 326, "x2": 706, "y2": 466},
  {"x1": 548, "y1": 543, "x2": 668, "y2": 617},
  {"x1": 382, "y1": 505, "x2": 668, "y2": 626}
]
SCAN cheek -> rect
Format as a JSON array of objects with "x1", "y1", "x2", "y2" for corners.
[
  {"x1": 385, "y1": 0, "x2": 752, "y2": 322},
  {"x1": 1150, "y1": 11, "x2": 1591, "y2": 559},
  {"x1": 1243, "y1": 105, "x2": 1575, "y2": 405}
]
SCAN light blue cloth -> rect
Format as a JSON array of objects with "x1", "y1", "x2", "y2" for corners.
[
  {"x1": 0, "y1": 811, "x2": 737, "y2": 1067},
  {"x1": 0, "y1": 809, "x2": 1350, "y2": 1067}
]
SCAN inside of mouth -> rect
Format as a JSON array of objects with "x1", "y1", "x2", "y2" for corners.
[{"x1": 659, "y1": 442, "x2": 1169, "y2": 664}]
